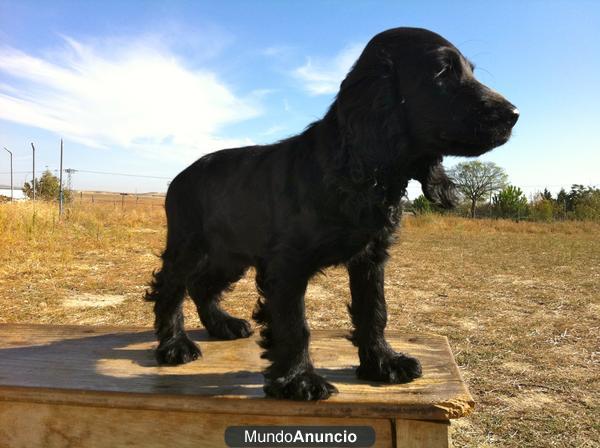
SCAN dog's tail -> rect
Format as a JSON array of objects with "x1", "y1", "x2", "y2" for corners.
[
  {"x1": 144, "y1": 265, "x2": 166, "y2": 302},
  {"x1": 144, "y1": 167, "x2": 203, "y2": 303}
]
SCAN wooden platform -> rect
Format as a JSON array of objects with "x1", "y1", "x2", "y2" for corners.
[{"x1": 0, "y1": 324, "x2": 474, "y2": 447}]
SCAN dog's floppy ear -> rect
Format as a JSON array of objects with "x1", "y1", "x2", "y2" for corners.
[
  {"x1": 335, "y1": 45, "x2": 408, "y2": 184},
  {"x1": 412, "y1": 156, "x2": 460, "y2": 209}
]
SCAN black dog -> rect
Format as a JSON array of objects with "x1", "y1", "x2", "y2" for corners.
[{"x1": 145, "y1": 27, "x2": 518, "y2": 400}]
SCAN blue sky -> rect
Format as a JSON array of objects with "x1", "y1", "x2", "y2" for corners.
[{"x1": 0, "y1": 1, "x2": 599, "y2": 197}]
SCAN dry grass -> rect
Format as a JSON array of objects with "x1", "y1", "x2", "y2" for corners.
[{"x1": 1, "y1": 200, "x2": 598, "y2": 447}]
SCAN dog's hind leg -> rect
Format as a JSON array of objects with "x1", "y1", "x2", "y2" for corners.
[
  {"x1": 347, "y1": 235, "x2": 422, "y2": 383},
  {"x1": 187, "y1": 260, "x2": 253, "y2": 340},
  {"x1": 145, "y1": 235, "x2": 201, "y2": 365}
]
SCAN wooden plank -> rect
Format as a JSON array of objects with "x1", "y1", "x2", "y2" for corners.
[
  {"x1": 0, "y1": 324, "x2": 474, "y2": 420},
  {"x1": 395, "y1": 419, "x2": 450, "y2": 448},
  {"x1": 0, "y1": 401, "x2": 394, "y2": 448}
]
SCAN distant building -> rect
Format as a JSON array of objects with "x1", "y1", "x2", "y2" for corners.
[{"x1": 0, "y1": 186, "x2": 27, "y2": 200}]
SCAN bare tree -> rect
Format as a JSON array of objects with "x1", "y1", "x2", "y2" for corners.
[{"x1": 449, "y1": 161, "x2": 508, "y2": 218}]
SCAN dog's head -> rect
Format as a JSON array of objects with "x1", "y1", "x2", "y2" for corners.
[{"x1": 336, "y1": 27, "x2": 519, "y2": 164}]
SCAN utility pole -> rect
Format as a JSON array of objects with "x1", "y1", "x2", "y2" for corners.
[
  {"x1": 2, "y1": 147, "x2": 12, "y2": 201},
  {"x1": 59, "y1": 139, "x2": 64, "y2": 216},
  {"x1": 30, "y1": 142, "x2": 36, "y2": 202},
  {"x1": 65, "y1": 168, "x2": 76, "y2": 192}
]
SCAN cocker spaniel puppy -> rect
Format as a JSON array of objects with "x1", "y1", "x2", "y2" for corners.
[{"x1": 146, "y1": 27, "x2": 518, "y2": 400}]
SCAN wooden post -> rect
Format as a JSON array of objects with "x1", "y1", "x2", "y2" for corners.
[
  {"x1": 59, "y1": 139, "x2": 64, "y2": 217},
  {"x1": 395, "y1": 419, "x2": 450, "y2": 448},
  {"x1": 2, "y1": 147, "x2": 12, "y2": 201},
  {"x1": 31, "y1": 142, "x2": 36, "y2": 202}
]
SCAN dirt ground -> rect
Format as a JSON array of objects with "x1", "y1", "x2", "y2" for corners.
[{"x1": 0, "y1": 201, "x2": 598, "y2": 447}]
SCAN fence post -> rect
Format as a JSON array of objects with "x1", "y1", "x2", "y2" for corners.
[
  {"x1": 30, "y1": 143, "x2": 36, "y2": 203},
  {"x1": 59, "y1": 139, "x2": 64, "y2": 217},
  {"x1": 2, "y1": 147, "x2": 12, "y2": 202}
]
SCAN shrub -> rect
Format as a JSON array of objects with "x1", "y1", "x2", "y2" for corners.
[
  {"x1": 23, "y1": 170, "x2": 72, "y2": 202},
  {"x1": 572, "y1": 189, "x2": 600, "y2": 220},
  {"x1": 412, "y1": 195, "x2": 433, "y2": 214},
  {"x1": 530, "y1": 198, "x2": 555, "y2": 222},
  {"x1": 492, "y1": 185, "x2": 529, "y2": 220}
]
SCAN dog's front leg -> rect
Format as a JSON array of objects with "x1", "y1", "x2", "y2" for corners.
[
  {"x1": 254, "y1": 259, "x2": 337, "y2": 400},
  {"x1": 347, "y1": 244, "x2": 422, "y2": 383}
]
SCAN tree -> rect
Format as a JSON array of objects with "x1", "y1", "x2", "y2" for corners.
[
  {"x1": 530, "y1": 190, "x2": 556, "y2": 222},
  {"x1": 23, "y1": 170, "x2": 71, "y2": 202},
  {"x1": 492, "y1": 185, "x2": 529, "y2": 220},
  {"x1": 530, "y1": 198, "x2": 554, "y2": 222},
  {"x1": 448, "y1": 161, "x2": 508, "y2": 218},
  {"x1": 412, "y1": 194, "x2": 432, "y2": 214},
  {"x1": 540, "y1": 188, "x2": 553, "y2": 201},
  {"x1": 534, "y1": 185, "x2": 600, "y2": 221},
  {"x1": 556, "y1": 188, "x2": 569, "y2": 218},
  {"x1": 569, "y1": 185, "x2": 600, "y2": 220}
]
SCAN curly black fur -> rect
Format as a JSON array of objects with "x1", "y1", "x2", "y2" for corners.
[{"x1": 145, "y1": 27, "x2": 518, "y2": 400}]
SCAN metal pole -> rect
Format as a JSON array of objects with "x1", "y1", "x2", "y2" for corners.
[
  {"x1": 30, "y1": 142, "x2": 36, "y2": 202},
  {"x1": 59, "y1": 139, "x2": 64, "y2": 216},
  {"x1": 2, "y1": 147, "x2": 12, "y2": 201}
]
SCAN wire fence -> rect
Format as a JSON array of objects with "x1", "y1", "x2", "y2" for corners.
[
  {"x1": 1, "y1": 166, "x2": 599, "y2": 220},
  {"x1": 72, "y1": 192, "x2": 165, "y2": 209},
  {"x1": 0, "y1": 166, "x2": 169, "y2": 210}
]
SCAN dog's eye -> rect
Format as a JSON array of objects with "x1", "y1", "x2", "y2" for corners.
[
  {"x1": 433, "y1": 64, "x2": 454, "y2": 86},
  {"x1": 434, "y1": 66, "x2": 450, "y2": 79}
]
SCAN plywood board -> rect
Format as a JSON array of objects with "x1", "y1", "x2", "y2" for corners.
[
  {"x1": 0, "y1": 324, "x2": 474, "y2": 421},
  {"x1": 0, "y1": 401, "x2": 393, "y2": 448},
  {"x1": 395, "y1": 419, "x2": 450, "y2": 448}
]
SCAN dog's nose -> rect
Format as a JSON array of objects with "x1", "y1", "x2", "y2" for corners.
[
  {"x1": 509, "y1": 107, "x2": 519, "y2": 126},
  {"x1": 497, "y1": 104, "x2": 519, "y2": 128}
]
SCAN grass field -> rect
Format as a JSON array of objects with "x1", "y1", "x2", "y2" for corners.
[{"x1": 0, "y1": 199, "x2": 598, "y2": 447}]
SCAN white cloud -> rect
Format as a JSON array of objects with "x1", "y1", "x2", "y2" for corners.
[
  {"x1": 283, "y1": 98, "x2": 291, "y2": 112},
  {"x1": 262, "y1": 45, "x2": 293, "y2": 57},
  {"x1": 293, "y1": 43, "x2": 364, "y2": 95},
  {"x1": 0, "y1": 36, "x2": 260, "y2": 161},
  {"x1": 260, "y1": 124, "x2": 287, "y2": 137}
]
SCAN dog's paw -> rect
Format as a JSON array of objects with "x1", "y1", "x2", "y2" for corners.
[
  {"x1": 357, "y1": 352, "x2": 422, "y2": 383},
  {"x1": 156, "y1": 335, "x2": 201, "y2": 365},
  {"x1": 207, "y1": 316, "x2": 253, "y2": 340},
  {"x1": 264, "y1": 371, "x2": 338, "y2": 401}
]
